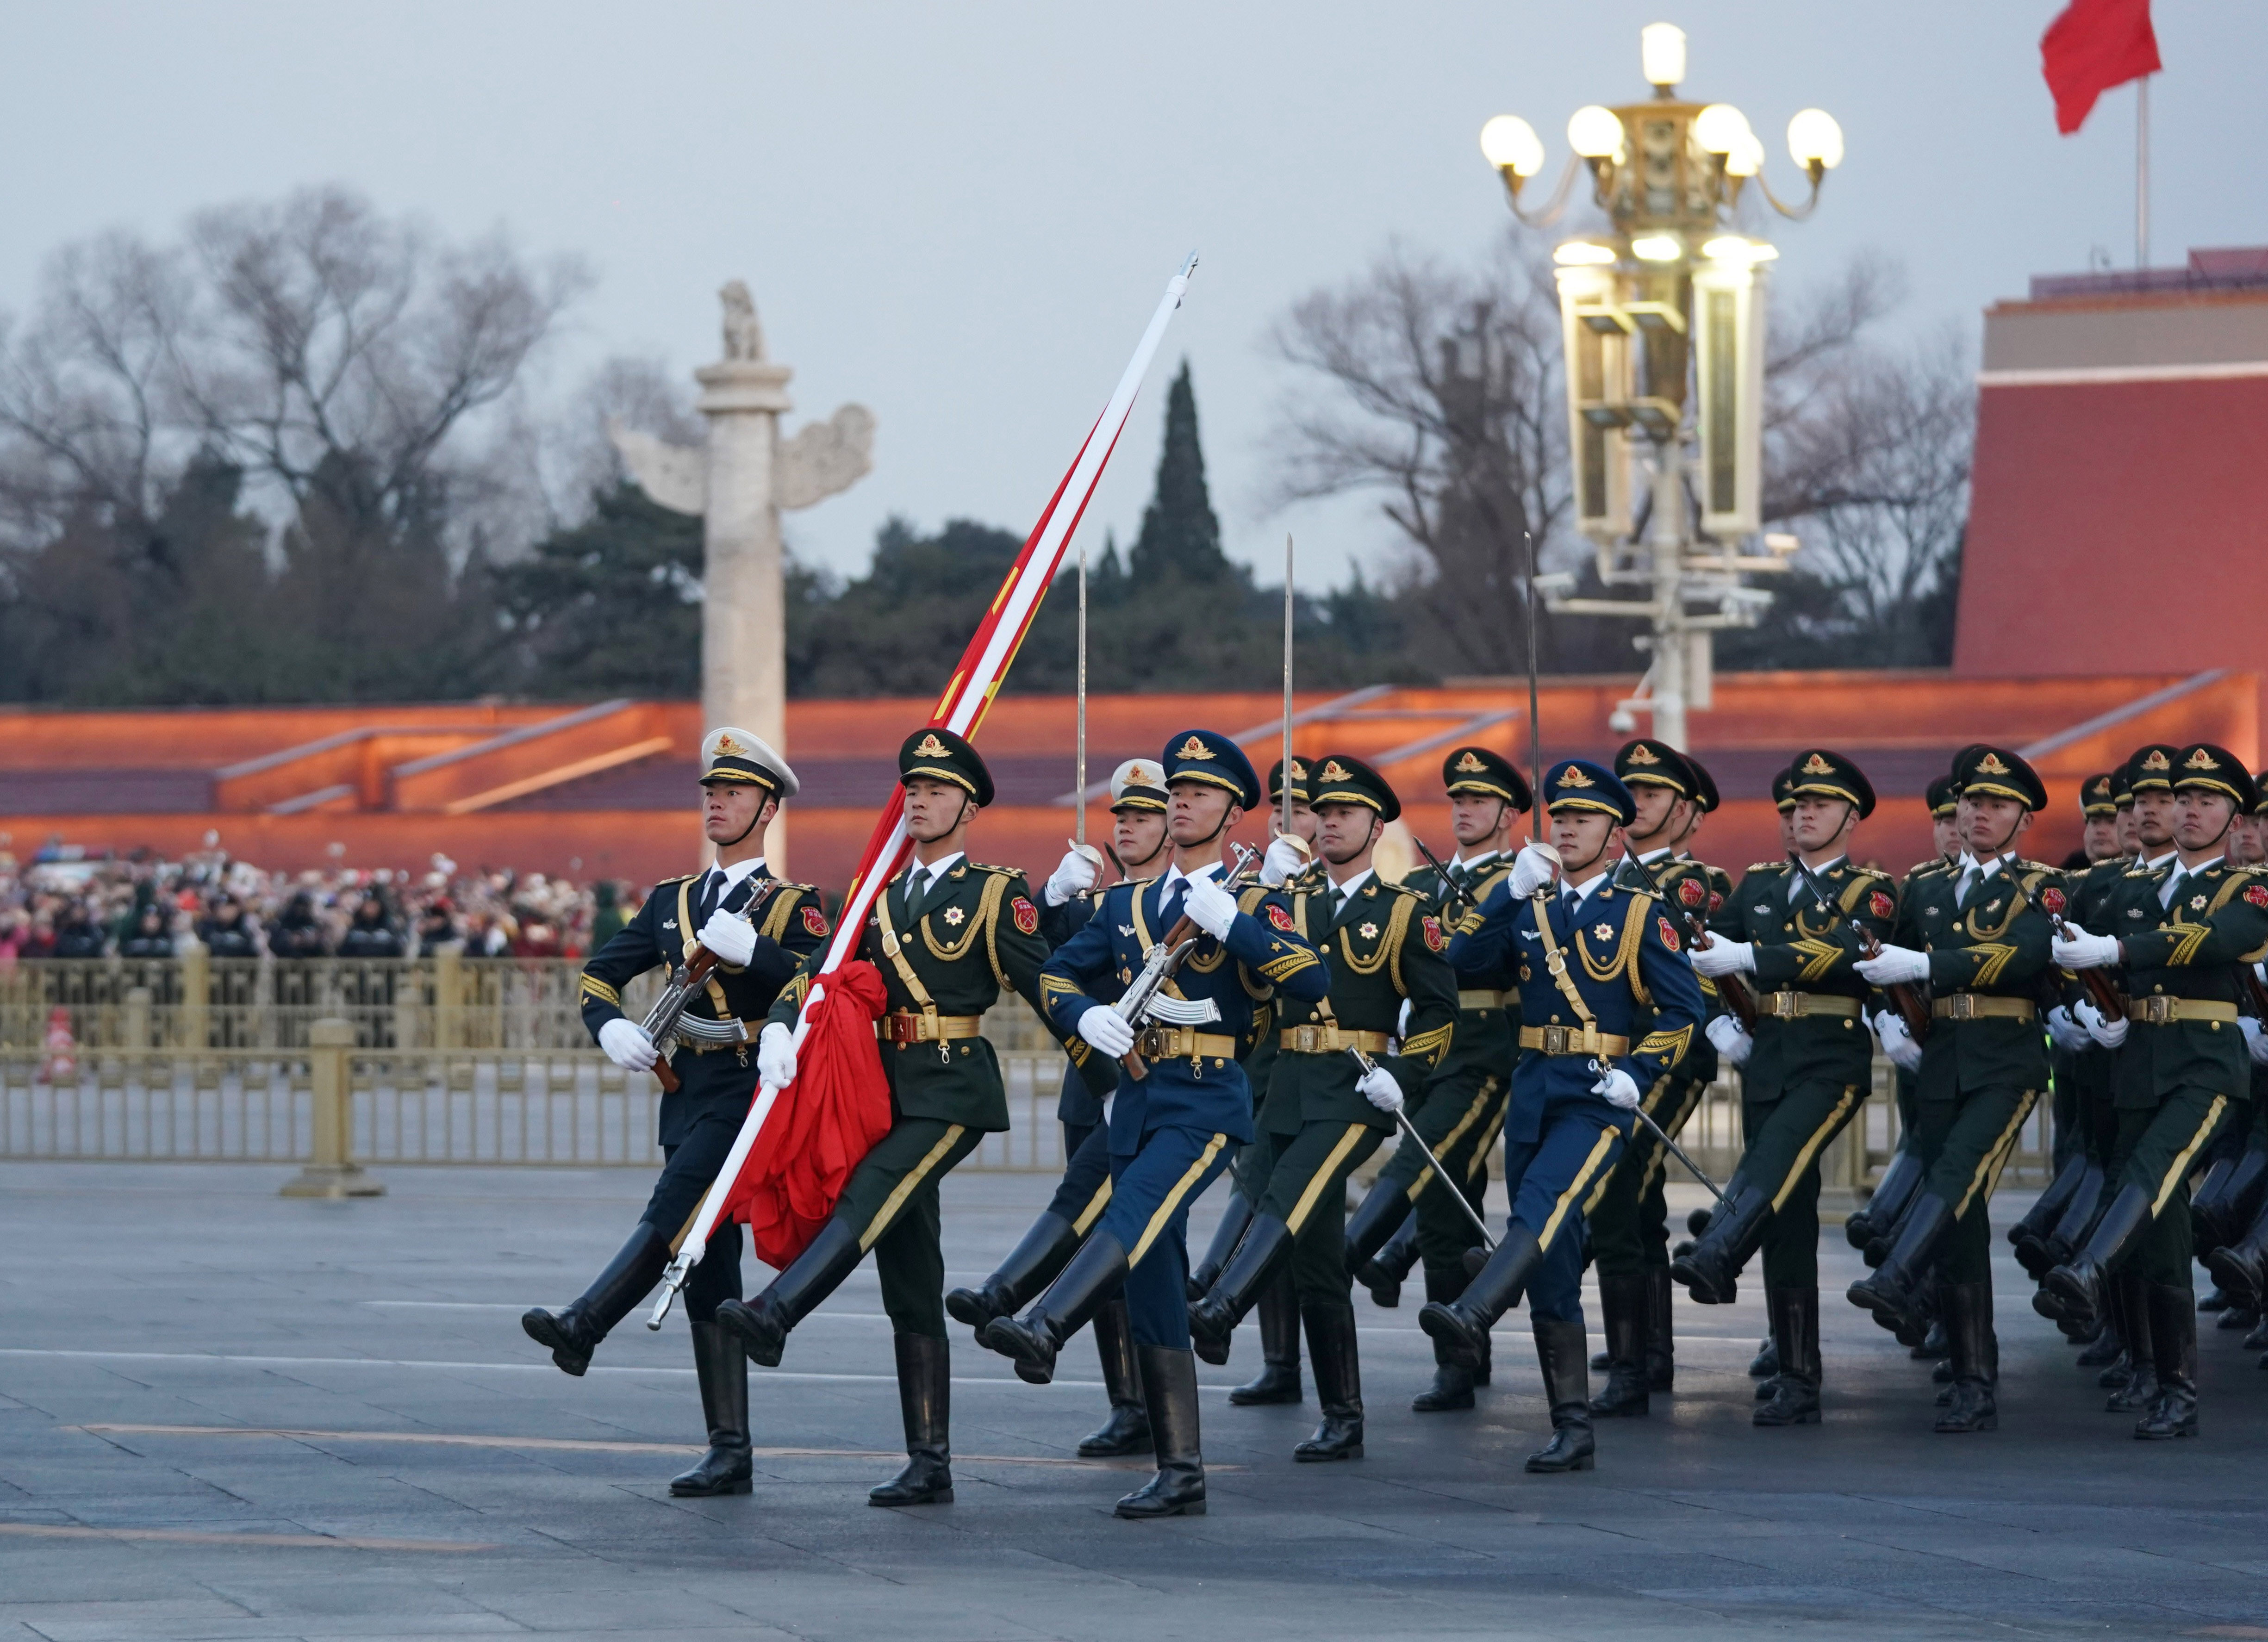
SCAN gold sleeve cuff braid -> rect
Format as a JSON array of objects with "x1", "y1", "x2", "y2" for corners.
[{"x1": 579, "y1": 975, "x2": 621, "y2": 1007}]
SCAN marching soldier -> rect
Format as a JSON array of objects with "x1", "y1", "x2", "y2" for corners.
[
  {"x1": 1677, "y1": 749, "x2": 1896, "y2": 1426},
  {"x1": 943, "y1": 758, "x2": 1174, "y2": 1458},
  {"x1": 2202, "y1": 771, "x2": 2268, "y2": 1356},
  {"x1": 1844, "y1": 745, "x2": 2064, "y2": 1433},
  {"x1": 521, "y1": 728, "x2": 828, "y2": 1497},
  {"x1": 982, "y1": 730, "x2": 1326, "y2": 1517},
  {"x1": 1416, "y1": 759, "x2": 1705, "y2": 1471},
  {"x1": 1185, "y1": 755, "x2": 1458, "y2": 1462},
  {"x1": 2193, "y1": 777, "x2": 2268, "y2": 1335},
  {"x1": 1190, "y1": 756, "x2": 1320, "y2": 1408},
  {"x1": 1340, "y1": 746, "x2": 1527, "y2": 1412},
  {"x1": 2046, "y1": 744, "x2": 2268, "y2": 1439},
  {"x1": 1585, "y1": 740, "x2": 1723, "y2": 1417},
  {"x1": 2011, "y1": 771, "x2": 2126, "y2": 1280},
  {"x1": 713, "y1": 729, "x2": 1064, "y2": 1505}
]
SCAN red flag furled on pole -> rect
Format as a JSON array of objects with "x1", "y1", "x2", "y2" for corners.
[
  {"x1": 643, "y1": 253, "x2": 1201, "y2": 1325},
  {"x1": 2042, "y1": 0, "x2": 2160, "y2": 135}
]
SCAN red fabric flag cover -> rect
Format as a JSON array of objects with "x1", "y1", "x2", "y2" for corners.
[
  {"x1": 724, "y1": 962, "x2": 893, "y2": 1269},
  {"x1": 2042, "y1": 0, "x2": 2161, "y2": 135}
]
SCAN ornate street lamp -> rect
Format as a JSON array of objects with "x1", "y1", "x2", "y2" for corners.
[{"x1": 1480, "y1": 22, "x2": 1842, "y2": 746}]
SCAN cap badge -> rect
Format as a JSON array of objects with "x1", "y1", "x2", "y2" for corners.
[
  {"x1": 1800, "y1": 752, "x2": 1835, "y2": 776},
  {"x1": 1320, "y1": 759, "x2": 1351, "y2": 782},
  {"x1": 1558, "y1": 765, "x2": 1595, "y2": 788},
  {"x1": 1176, "y1": 734, "x2": 1215, "y2": 760},
  {"x1": 713, "y1": 732, "x2": 744, "y2": 757},
  {"x1": 1454, "y1": 751, "x2": 1487, "y2": 773},
  {"x1": 2143, "y1": 749, "x2": 2171, "y2": 771},
  {"x1": 1626, "y1": 744, "x2": 1662, "y2": 765},
  {"x1": 912, "y1": 733, "x2": 949, "y2": 759},
  {"x1": 2186, "y1": 747, "x2": 2221, "y2": 770},
  {"x1": 1975, "y1": 752, "x2": 2011, "y2": 775}
]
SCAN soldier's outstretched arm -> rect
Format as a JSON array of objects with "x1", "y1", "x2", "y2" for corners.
[
  {"x1": 1751, "y1": 873, "x2": 1896, "y2": 986},
  {"x1": 578, "y1": 887, "x2": 668, "y2": 1043},
  {"x1": 1625, "y1": 908, "x2": 1707, "y2": 1085},
  {"x1": 1221, "y1": 885, "x2": 1327, "y2": 1002},
  {"x1": 1386, "y1": 903, "x2": 1458, "y2": 1102},
  {"x1": 1444, "y1": 878, "x2": 1519, "y2": 976},
  {"x1": 1931, "y1": 868, "x2": 2062, "y2": 989},
  {"x1": 2119, "y1": 872, "x2": 2268, "y2": 969},
  {"x1": 1037, "y1": 907, "x2": 1120, "y2": 1040}
]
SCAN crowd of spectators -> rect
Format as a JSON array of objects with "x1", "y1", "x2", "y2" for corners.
[{"x1": 0, "y1": 846, "x2": 636, "y2": 966}]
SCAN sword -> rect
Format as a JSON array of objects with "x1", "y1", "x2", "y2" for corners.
[
  {"x1": 1630, "y1": 1092, "x2": 1729, "y2": 1207},
  {"x1": 1345, "y1": 1045, "x2": 1494, "y2": 1250},
  {"x1": 1282, "y1": 533, "x2": 1295, "y2": 845},
  {"x1": 1075, "y1": 545, "x2": 1088, "y2": 850},
  {"x1": 1408, "y1": 833, "x2": 1481, "y2": 914},
  {"x1": 1523, "y1": 527, "x2": 1543, "y2": 843}
]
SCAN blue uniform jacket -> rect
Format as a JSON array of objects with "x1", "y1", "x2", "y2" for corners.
[
  {"x1": 1448, "y1": 876, "x2": 1706, "y2": 1145},
  {"x1": 1037, "y1": 888, "x2": 1117, "y2": 1128},
  {"x1": 1041, "y1": 875, "x2": 1327, "y2": 1156}
]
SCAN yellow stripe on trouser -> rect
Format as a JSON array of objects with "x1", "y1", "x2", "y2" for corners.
[
  {"x1": 1538, "y1": 1125, "x2": 1621, "y2": 1252},
  {"x1": 1956, "y1": 1089, "x2": 2039, "y2": 1218},
  {"x1": 859, "y1": 1125, "x2": 967, "y2": 1252},
  {"x1": 1128, "y1": 1133, "x2": 1229, "y2": 1267},
  {"x1": 1641, "y1": 1080, "x2": 1708, "y2": 1198},
  {"x1": 1288, "y1": 1124, "x2": 1371, "y2": 1234},
  {"x1": 1404, "y1": 1083, "x2": 1497, "y2": 1205},
  {"x1": 1072, "y1": 1176, "x2": 1114, "y2": 1236},
  {"x1": 1583, "y1": 1074, "x2": 1675, "y2": 1219},
  {"x1": 2153, "y1": 1095, "x2": 2231, "y2": 1217},
  {"x1": 1771, "y1": 1086, "x2": 1860, "y2": 1213},
  {"x1": 1467, "y1": 1096, "x2": 1508, "y2": 1185}
]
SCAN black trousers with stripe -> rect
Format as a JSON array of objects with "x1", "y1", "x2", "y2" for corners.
[
  {"x1": 826, "y1": 1117, "x2": 985, "y2": 1338},
  {"x1": 2106, "y1": 1085, "x2": 2237, "y2": 1287},
  {"x1": 640, "y1": 1111, "x2": 745, "y2": 1323},
  {"x1": 1044, "y1": 1120, "x2": 1115, "y2": 1232},
  {"x1": 1737, "y1": 1078, "x2": 1866, "y2": 1290},
  {"x1": 1095, "y1": 1125, "x2": 1236, "y2": 1348},
  {"x1": 1587, "y1": 1070, "x2": 1707, "y2": 1280},
  {"x1": 1254, "y1": 1119, "x2": 1389, "y2": 1307},
  {"x1": 1910, "y1": 1082, "x2": 2039, "y2": 1285}
]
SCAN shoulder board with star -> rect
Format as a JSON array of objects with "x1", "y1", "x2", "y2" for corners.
[
  {"x1": 654, "y1": 873, "x2": 699, "y2": 887},
  {"x1": 1746, "y1": 861, "x2": 1788, "y2": 875},
  {"x1": 1847, "y1": 864, "x2": 1894, "y2": 883},
  {"x1": 1380, "y1": 879, "x2": 1425, "y2": 902},
  {"x1": 770, "y1": 879, "x2": 821, "y2": 897},
  {"x1": 1905, "y1": 858, "x2": 1950, "y2": 879},
  {"x1": 968, "y1": 862, "x2": 1026, "y2": 878}
]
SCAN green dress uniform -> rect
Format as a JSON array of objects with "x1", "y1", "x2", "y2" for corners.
[
  {"x1": 1672, "y1": 748, "x2": 1894, "y2": 1427},
  {"x1": 1849, "y1": 747, "x2": 2065, "y2": 1433},
  {"x1": 1187, "y1": 754, "x2": 1459, "y2": 1463},
  {"x1": 518, "y1": 726, "x2": 822, "y2": 1499},
  {"x1": 2039, "y1": 746, "x2": 2268, "y2": 1439},
  {"x1": 714, "y1": 727, "x2": 1067, "y2": 1506},
  {"x1": 1585, "y1": 740, "x2": 1725, "y2": 1418},
  {"x1": 1339, "y1": 746, "x2": 1529, "y2": 1413}
]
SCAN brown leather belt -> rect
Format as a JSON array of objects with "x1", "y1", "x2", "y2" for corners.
[
  {"x1": 1279, "y1": 1025, "x2": 1393, "y2": 1055},
  {"x1": 1134, "y1": 1027, "x2": 1237, "y2": 1060},
  {"x1": 1932, "y1": 993, "x2": 2037, "y2": 1022},
  {"x1": 1458, "y1": 989, "x2": 1508, "y2": 1011},
  {"x1": 878, "y1": 1011, "x2": 984, "y2": 1044},
  {"x1": 1756, "y1": 990, "x2": 1863, "y2": 1020},
  {"x1": 2129, "y1": 996, "x2": 2240, "y2": 1026},
  {"x1": 1520, "y1": 1024, "x2": 1632, "y2": 1057}
]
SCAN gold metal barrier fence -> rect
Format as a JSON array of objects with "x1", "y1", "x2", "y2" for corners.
[{"x1": 0, "y1": 959, "x2": 2055, "y2": 1188}]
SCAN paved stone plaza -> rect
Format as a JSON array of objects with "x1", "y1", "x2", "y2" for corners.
[{"x1": 3, "y1": 1160, "x2": 2267, "y2": 1641}]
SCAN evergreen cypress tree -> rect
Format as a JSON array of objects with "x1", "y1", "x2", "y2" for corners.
[{"x1": 1128, "y1": 361, "x2": 1233, "y2": 583}]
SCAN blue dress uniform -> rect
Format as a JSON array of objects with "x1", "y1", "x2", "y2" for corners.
[
  {"x1": 1417, "y1": 759, "x2": 1705, "y2": 1474},
  {"x1": 518, "y1": 727, "x2": 825, "y2": 1499},
  {"x1": 943, "y1": 757, "x2": 1171, "y2": 1461},
  {"x1": 980, "y1": 730, "x2": 1325, "y2": 1520}
]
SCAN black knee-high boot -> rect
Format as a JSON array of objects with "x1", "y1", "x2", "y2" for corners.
[
  {"x1": 2105, "y1": 1275, "x2": 2160, "y2": 1411},
  {"x1": 1077, "y1": 1297, "x2": 1151, "y2": 1456},
  {"x1": 669, "y1": 1322, "x2": 754, "y2": 1495},
  {"x1": 1355, "y1": 1210, "x2": 1421, "y2": 1308},
  {"x1": 1187, "y1": 1214, "x2": 1294, "y2": 1365},
  {"x1": 945, "y1": 1211, "x2": 1083, "y2": 1331},
  {"x1": 1753, "y1": 1288, "x2": 1821, "y2": 1426},
  {"x1": 1412, "y1": 1263, "x2": 1478, "y2": 1412},
  {"x1": 1188, "y1": 1191, "x2": 1253, "y2": 1301},
  {"x1": 1418, "y1": 1225, "x2": 1540, "y2": 1364},
  {"x1": 869, "y1": 1333, "x2": 953, "y2": 1505},
  {"x1": 1932, "y1": 1281, "x2": 1998, "y2": 1434},
  {"x1": 1293, "y1": 1301, "x2": 1364, "y2": 1462},
  {"x1": 1668, "y1": 1176, "x2": 1771, "y2": 1305},
  {"x1": 713, "y1": 1216, "x2": 866, "y2": 1368},
  {"x1": 1848, "y1": 1191, "x2": 1956, "y2": 1347},
  {"x1": 1645, "y1": 1266, "x2": 1676, "y2": 1392},
  {"x1": 521, "y1": 1221, "x2": 672, "y2": 1376},
  {"x1": 1115, "y1": 1346, "x2": 1204, "y2": 1518},
  {"x1": 2133, "y1": 1281, "x2": 2199, "y2": 1440},
  {"x1": 1228, "y1": 1267, "x2": 1304, "y2": 1403},
  {"x1": 1589, "y1": 1272, "x2": 1651, "y2": 1418},
  {"x1": 2037, "y1": 1185, "x2": 2153, "y2": 1331},
  {"x1": 1526, "y1": 1318, "x2": 1595, "y2": 1473},
  {"x1": 979, "y1": 1232, "x2": 1129, "y2": 1385}
]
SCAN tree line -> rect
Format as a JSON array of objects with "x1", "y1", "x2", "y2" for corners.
[{"x1": 0, "y1": 187, "x2": 1971, "y2": 706}]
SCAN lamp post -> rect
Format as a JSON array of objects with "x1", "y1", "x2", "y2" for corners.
[{"x1": 1480, "y1": 23, "x2": 1841, "y2": 748}]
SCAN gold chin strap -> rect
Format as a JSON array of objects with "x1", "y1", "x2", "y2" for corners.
[{"x1": 1528, "y1": 890, "x2": 1599, "y2": 1029}]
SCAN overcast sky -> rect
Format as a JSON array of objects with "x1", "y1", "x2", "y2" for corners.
[{"x1": 6, "y1": 0, "x2": 2263, "y2": 588}]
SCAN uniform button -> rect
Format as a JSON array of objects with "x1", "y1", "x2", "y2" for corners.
[{"x1": 1321, "y1": 945, "x2": 1332, "y2": 954}]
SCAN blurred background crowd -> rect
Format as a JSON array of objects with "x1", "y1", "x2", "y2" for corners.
[{"x1": 0, "y1": 847, "x2": 633, "y2": 965}]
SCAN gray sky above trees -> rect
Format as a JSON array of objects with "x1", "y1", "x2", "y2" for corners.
[{"x1": 4, "y1": 0, "x2": 2262, "y2": 588}]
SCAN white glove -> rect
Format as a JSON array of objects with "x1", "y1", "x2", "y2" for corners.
[
  {"x1": 1183, "y1": 876, "x2": 1239, "y2": 940},
  {"x1": 1855, "y1": 943, "x2": 1931, "y2": 987},
  {"x1": 1690, "y1": 939, "x2": 1755, "y2": 979},
  {"x1": 2045, "y1": 1004, "x2": 2092, "y2": 1055},
  {"x1": 1078, "y1": 1005, "x2": 1135, "y2": 1059},
  {"x1": 1873, "y1": 1009, "x2": 1922, "y2": 1072},
  {"x1": 1045, "y1": 844, "x2": 1101, "y2": 906},
  {"x1": 2055, "y1": 925, "x2": 2122, "y2": 970},
  {"x1": 756, "y1": 1021, "x2": 797, "y2": 1088},
  {"x1": 1358, "y1": 1063, "x2": 1404, "y2": 1113},
  {"x1": 698, "y1": 909, "x2": 757, "y2": 968},
  {"x1": 1591, "y1": 1067, "x2": 1641, "y2": 1110},
  {"x1": 2073, "y1": 996, "x2": 2127, "y2": 1049},
  {"x1": 598, "y1": 1017, "x2": 658, "y2": 1072},
  {"x1": 1508, "y1": 841, "x2": 1561, "y2": 898},
  {"x1": 2241, "y1": 1016, "x2": 2268, "y2": 1067},
  {"x1": 1259, "y1": 834, "x2": 1310, "y2": 888},
  {"x1": 1705, "y1": 1013, "x2": 1752, "y2": 1067}
]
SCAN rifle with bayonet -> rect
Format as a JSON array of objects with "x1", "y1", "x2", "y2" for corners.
[
  {"x1": 1112, "y1": 842, "x2": 1262, "y2": 1081},
  {"x1": 1622, "y1": 847, "x2": 1757, "y2": 1031},
  {"x1": 1993, "y1": 850, "x2": 2127, "y2": 1024},
  {"x1": 636, "y1": 878, "x2": 785, "y2": 1092},
  {"x1": 1788, "y1": 852, "x2": 1929, "y2": 1044}
]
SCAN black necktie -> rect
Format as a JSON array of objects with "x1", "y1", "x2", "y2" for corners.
[
  {"x1": 1161, "y1": 878, "x2": 1187, "y2": 927},
  {"x1": 697, "y1": 871, "x2": 723, "y2": 926},
  {"x1": 905, "y1": 868, "x2": 931, "y2": 921}
]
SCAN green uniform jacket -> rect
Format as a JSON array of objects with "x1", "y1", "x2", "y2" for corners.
[
  {"x1": 771, "y1": 858, "x2": 1061, "y2": 1133},
  {"x1": 1244, "y1": 862, "x2": 1329, "y2": 1111},
  {"x1": 1710, "y1": 857, "x2": 1896, "y2": 1102},
  {"x1": 1263, "y1": 874, "x2": 1460, "y2": 1135},
  {"x1": 1613, "y1": 851, "x2": 1724, "y2": 1087},
  {"x1": 1903, "y1": 858, "x2": 2062, "y2": 1097},
  {"x1": 2050, "y1": 855, "x2": 2132, "y2": 1105},
  {"x1": 1402, "y1": 854, "x2": 1520, "y2": 1093},
  {"x1": 2111, "y1": 859, "x2": 2268, "y2": 1109}
]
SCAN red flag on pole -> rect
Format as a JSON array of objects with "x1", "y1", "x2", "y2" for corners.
[{"x1": 2042, "y1": 0, "x2": 2160, "y2": 134}]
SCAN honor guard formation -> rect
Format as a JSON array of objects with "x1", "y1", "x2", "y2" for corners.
[{"x1": 521, "y1": 720, "x2": 2268, "y2": 1517}]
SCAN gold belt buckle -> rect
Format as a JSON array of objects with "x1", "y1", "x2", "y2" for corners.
[
  {"x1": 1944, "y1": 994, "x2": 1976, "y2": 1020},
  {"x1": 2136, "y1": 995, "x2": 2172, "y2": 1024},
  {"x1": 1540, "y1": 1025, "x2": 1571, "y2": 1054}
]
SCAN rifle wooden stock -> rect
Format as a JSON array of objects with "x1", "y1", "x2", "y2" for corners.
[
  {"x1": 1118, "y1": 849, "x2": 1259, "y2": 1082},
  {"x1": 648, "y1": 948, "x2": 719, "y2": 1095}
]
